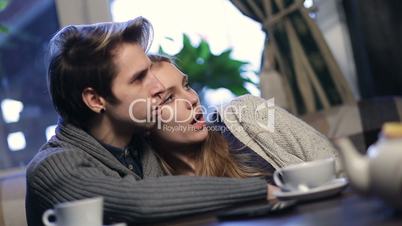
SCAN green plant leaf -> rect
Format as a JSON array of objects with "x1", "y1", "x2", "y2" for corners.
[
  {"x1": 158, "y1": 46, "x2": 165, "y2": 54},
  {"x1": 158, "y1": 34, "x2": 252, "y2": 96},
  {"x1": 0, "y1": 0, "x2": 9, "y2": 11},
  {"x1": 197, "y1": 40, "x2": 210, "y2": 60}
]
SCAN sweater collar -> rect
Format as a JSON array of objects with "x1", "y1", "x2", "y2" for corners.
[{"x1": 54, "y1": 119, "x2": 163, "y2": 178}]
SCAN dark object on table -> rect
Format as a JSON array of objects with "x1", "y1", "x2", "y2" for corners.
[{"x1": 217, "y1": 200, "x2": 296, "y2": 220}]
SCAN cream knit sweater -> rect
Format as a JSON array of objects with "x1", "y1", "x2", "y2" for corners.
[{"x1": 218, "y1": 95, "x2": 342, "y2": 174}]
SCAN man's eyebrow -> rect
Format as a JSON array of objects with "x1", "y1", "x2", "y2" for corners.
[
  {"x1": 129, "y1": 70, "x2": 144, "y2": 82},
  {"x1": 129, "y1": 67, "x2": 148, "y2": 83}
]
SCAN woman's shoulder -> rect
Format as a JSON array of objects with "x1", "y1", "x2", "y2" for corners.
[
  {"x1": 219, "y1": 94, "x2": 296, "y2": 122},
  {"x1": 223, "y1": 94, "x2": 263, "y2": 107},
  {"x1": 218, "y1": 94, "x2": 279, "y2": 114},
  {"x1": 230, "y1": 94, "x2": 269, "y2": 105}
]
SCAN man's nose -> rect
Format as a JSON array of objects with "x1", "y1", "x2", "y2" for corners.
[{"x1": 147, "y1": 72, "x2": 166, "y2": 98}]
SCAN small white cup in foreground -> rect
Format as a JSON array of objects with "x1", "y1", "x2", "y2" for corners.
[
  {"x1": 42, "y1": 196, "x2": 103, "y2": 226},
  {"x1": 273, "y1": 158, "x2": 336, "y2": 192}
]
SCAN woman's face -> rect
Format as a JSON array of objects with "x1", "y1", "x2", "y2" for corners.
[{"x1": 150, "y1": 61, "x2": 208, "y2": 146}]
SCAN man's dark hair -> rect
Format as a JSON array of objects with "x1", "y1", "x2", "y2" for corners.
[{"x1": 47, "y1": 17, "x2": 152, "y2": 127}]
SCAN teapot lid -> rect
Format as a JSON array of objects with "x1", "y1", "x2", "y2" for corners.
[{"x1": 382, "y1": 122, "x2": 402, "y2": 139}]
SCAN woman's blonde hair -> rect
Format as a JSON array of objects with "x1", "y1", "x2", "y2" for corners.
[{"x1": 148, "y1": 54, "x2": 266, "y2": 179}]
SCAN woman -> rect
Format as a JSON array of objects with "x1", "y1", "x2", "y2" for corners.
[{"x1": 146, "y1": 55, "x2": 341, "y2": 182}]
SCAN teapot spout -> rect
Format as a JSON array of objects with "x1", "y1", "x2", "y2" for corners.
[{"x1": 335, "y1": 138, "x2": 370, "y2": 194}]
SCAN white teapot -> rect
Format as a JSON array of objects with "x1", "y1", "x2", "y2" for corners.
[{"x1": 335, "y1": 122, "x2": 402, "y2": 209}]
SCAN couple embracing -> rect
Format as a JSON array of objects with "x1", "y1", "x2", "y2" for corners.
[{"x1": 26, "y1": 17, "x2": 340, "y2": 226}]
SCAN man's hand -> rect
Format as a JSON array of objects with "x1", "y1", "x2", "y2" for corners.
[{"x1": 267, "y1": 184, "x2": 279, "y2": 202}]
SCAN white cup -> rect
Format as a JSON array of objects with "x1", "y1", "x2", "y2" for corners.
[
  {"x1": 42, "y1": 197, "x2": 103, "y2": 226},
  {"x1": 273, "y1": 158, "x2": 336, "y2": 192}
]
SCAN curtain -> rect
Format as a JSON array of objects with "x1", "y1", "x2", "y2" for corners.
[
  {"x1": 343, "y1": 0, "x2": 402, "y2": 98},
  {"x1": 230, "y1": 0, "x2": 355, "y2": 115}
]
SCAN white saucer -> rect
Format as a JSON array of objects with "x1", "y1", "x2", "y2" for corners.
[{"x1": 274, "y1": 178, "x2": 348, "y2": 201}]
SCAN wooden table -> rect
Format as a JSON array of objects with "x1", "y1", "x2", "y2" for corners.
[{"x1": 156, "y1": 189, "x2": 402, "y2": 226}]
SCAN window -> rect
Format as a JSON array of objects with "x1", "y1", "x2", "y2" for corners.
[
  {"x1": 111, "y1": 0, "x2": 265, "y2": 105},
  {"x1": 0, "y1": 0, "x2": 59, "y2": 168}
]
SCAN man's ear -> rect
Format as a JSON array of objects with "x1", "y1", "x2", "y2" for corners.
[{"x1": 82, "y1": 87, "x2": 106, "y2": 114}]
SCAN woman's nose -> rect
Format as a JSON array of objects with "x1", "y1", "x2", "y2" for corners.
[{"x1": 185, "y1": 92, "x2": 199, "y2": 109}]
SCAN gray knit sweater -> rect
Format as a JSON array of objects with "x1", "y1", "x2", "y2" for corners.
[
  {"x1": 25, "y1": 121, "x2": 267, "y2": 226},
  {"x1": 219, "y1": 95, "x2": 342, "y2": 174}
]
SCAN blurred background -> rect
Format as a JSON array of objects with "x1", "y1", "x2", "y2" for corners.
[{"x1": 0, "y1": 0, "x2": 401, "y2": 170}]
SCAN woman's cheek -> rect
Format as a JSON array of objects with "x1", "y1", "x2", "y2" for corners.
[{"x1": 159, "y1": 107, "x2": 174, "y2": 124}]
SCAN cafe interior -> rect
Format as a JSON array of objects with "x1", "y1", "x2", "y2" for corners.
[{"x1": 0, "y1": 0, "x2": 401, "y2": 225}]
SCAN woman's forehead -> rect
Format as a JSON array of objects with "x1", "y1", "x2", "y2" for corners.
[{"x1": 153, "y1": 62, "x2": 184, "y2": 84}]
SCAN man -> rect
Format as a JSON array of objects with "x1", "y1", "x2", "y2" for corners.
[{"x1": 26, "y1": 17, "x2": 275, "y2": 225}]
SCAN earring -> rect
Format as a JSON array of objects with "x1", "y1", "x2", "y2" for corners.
[{"x1": 100, "y1": 108, "x2": 106, "y2": 113}]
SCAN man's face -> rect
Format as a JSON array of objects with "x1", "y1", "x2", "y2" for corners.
[{"x1": 105, "y1": 43, "x2": 165, "y2": 131}]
